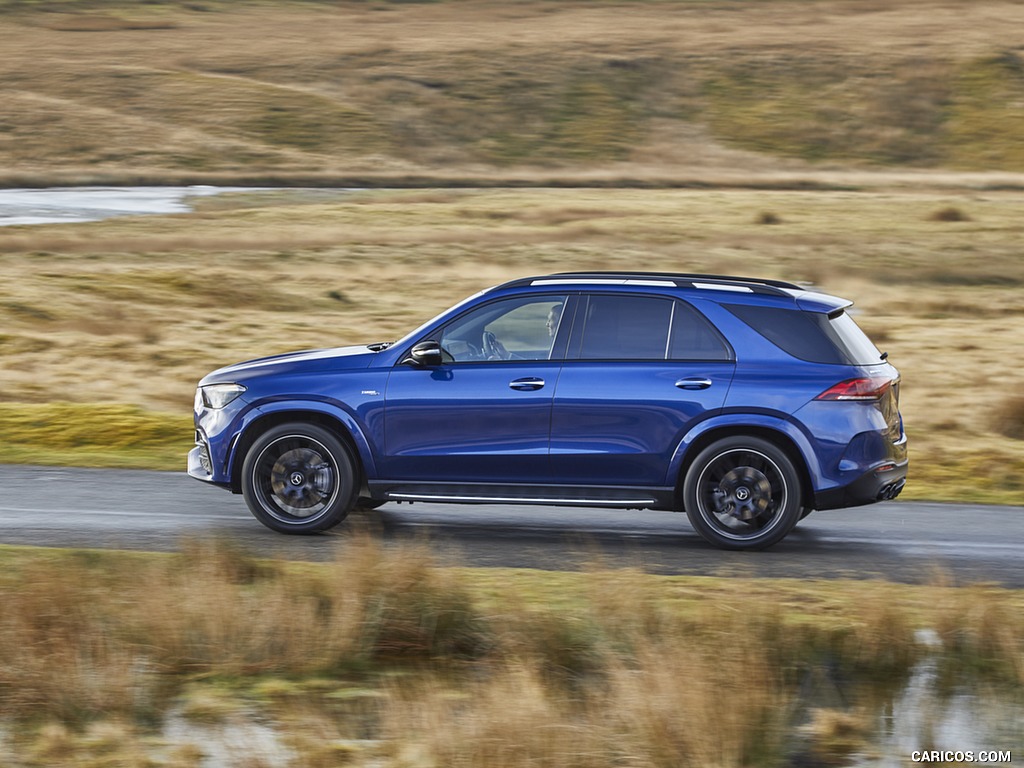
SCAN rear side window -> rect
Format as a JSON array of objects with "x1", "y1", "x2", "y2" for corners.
[
  {"x1": 580, "y1": 295, "x2": 672, "y2": 359},
  {"x1": 578, "y1": 295, "x2": 731, "y2": 361},
  {"x1": 726, "y1": 304, "x2": 882, "y2": 365}
]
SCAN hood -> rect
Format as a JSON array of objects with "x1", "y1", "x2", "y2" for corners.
[{"x1": 199, "y1": 344, "x2": 377, "y2": 384}]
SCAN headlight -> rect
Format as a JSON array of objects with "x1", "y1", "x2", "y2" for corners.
[{"x1": 199, "y1": 383, "x2": 247, "y2": 409}]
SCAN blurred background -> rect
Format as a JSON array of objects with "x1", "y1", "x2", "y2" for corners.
[
  {"x1": 1, "y1": 3, "x2": 1023, "y2": 766},
  {"x1": 3, "y1": 0, "x2": 1024, "y2": 184}
]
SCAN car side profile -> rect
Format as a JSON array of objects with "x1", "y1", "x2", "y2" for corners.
[{"x1": 189, "y1": 272, "x2": 908, "y2": 550}]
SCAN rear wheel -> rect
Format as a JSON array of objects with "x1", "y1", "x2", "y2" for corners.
[
  {"x1": 241, "y1": 423, "x2": 357, "y2": 534},
  {"x1": 683, "y1": 436, "x2": 803, "y2": 550}
]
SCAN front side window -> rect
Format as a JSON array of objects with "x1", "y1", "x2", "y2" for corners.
[{"x1": 439, "y1": 295, "x2": 568, "y2": 362}]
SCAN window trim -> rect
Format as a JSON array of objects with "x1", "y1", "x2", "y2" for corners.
[{"x1": 664, "y1": 301, "x2": 676, "y2": 360}]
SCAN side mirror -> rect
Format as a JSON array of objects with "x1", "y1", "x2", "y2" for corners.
[{"x1": 401, "y1": 340, "x2": 443, "y2": 367}]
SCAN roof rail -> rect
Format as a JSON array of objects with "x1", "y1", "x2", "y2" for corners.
[{"x1": 503, "y1": 271, "x2": 804, "y2": 296}]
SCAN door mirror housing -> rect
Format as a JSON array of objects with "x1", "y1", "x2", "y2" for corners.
[{"x1": 402, "y1": 340, "x2": 443, "y2": 367}]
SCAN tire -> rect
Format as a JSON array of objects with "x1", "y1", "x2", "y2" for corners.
[
  {"x1": 241, "y1": 422, "x2": 357, "y2": 534},
  {"x1": 683, "y1": 436, "x2": 803, "y2": 551}
]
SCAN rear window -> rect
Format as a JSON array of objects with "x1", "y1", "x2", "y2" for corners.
[
  {"x1": 726, "y1": 304, "x2": 882, "y2": 365},
  {"x1": 825, "y1": 310, "x2": 885, "y2": 365}
]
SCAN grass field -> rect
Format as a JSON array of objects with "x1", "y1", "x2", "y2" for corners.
[
  {"x1": 2, "y1": 1, "x2": 1024, "y2": 185},
  {"x1": 0, "y1": 539, "x2": 1020, "y2": 766}
]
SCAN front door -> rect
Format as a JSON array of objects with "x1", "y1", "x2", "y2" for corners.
[{"x1": 383, "y1": 294, "x2": 571, "y2": 483}]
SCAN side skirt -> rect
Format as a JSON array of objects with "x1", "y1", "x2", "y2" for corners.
[{"x1": 366, "y1": 481, "x2": 677, "y2": 511}]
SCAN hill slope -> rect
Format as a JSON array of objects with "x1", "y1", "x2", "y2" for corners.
[{"x1": 3, "y1": 0, "x2": 1024, "y2": 185}]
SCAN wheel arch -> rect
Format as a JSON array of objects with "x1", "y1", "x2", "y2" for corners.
[
  {"x1": 229, "y1": 406, "x2": 374, "y2": 494},
  {"x1": 673, "y1": 424, "x2": 814, "y2": 511}
]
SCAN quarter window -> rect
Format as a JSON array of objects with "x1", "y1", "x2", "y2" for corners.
[{"x1": 670, "y1": 301, "x2": 732, "y2": 361}]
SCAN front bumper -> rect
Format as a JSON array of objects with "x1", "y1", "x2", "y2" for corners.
[{"x1": 187, "y1": 428, "x2": 233, "y2": 490}]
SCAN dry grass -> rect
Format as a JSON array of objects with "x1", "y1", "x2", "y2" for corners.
[
  {"x1": 2, "y1": 1, "x2": 1024, "y2": 185},
  {"x1": 0, "y1": 537, "x2": 485, "y2": 724},
  {"x1": 0, "y1": 402, "x2": 191, "y2": 469},
  {"x1": 992, "y1": 396, "x2": 1024, "y2": 441},
  {"x1": 929, "y1": 206, "x2": 972, "y2": 222},
  {"x1": 2, "y1": 186, "x2": 1024, "y2": 501},
  {"x1": 0, "y1": 540, "x2": 1021, "y2": 765}
]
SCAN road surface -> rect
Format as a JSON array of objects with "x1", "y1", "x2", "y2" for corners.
[{"x1": 1, "y1": 464, "x2": 1021, "y2": 586}]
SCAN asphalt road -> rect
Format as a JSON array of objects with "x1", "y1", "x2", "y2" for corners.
[{"x1": 1, "y1": 464, "x2": 1021, "y2": 586}]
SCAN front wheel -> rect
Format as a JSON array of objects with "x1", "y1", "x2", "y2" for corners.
[
  {"x1": 683, "y1": 436, "x2": 803, "y2": 550},
  {"x1": 241, "y1": 423, "x2": 357, "y2": 534}
]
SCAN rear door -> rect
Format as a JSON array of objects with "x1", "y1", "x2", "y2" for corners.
[{"x1": 549, "y1": 293, "x2": 735, "y2": 487}]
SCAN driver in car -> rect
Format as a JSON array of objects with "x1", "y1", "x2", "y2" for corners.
[{"x1": 484, "y1": 301, "x2": 564, "y2": 360}]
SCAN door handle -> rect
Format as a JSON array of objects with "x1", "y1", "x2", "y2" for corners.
[
  {"x1": 509, "y1": 377, "x2": 545, "y2": 391},
  {"x1": 675, "y1": 377, "x2": 713, "y2": 390}
]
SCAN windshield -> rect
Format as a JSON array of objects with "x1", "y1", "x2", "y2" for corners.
[{"x1": 390, "y1": 286, "x2": 494, "y2": 348}]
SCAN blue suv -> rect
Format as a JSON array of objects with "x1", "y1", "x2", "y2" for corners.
[{"x1": 189, "y1": 273, "x2": 907, "y2": 550}]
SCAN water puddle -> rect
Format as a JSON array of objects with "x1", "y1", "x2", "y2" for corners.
[
  {"x1": 790, "y1": 636, "x2": 1022, "y2": 766},
  {"x1": 0, "y1": 186, "x2": 256, "y2": 226},
  {"x1": 160, "y1": 709, "x2": 297, "y2": 767},
  {"x1": 856, "y1": 660, "x2": 1021, "y2": 766}
]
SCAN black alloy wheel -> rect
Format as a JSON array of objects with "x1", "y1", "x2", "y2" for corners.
[
  {"x1": 241, "y1": 423, "x2": 357, "y2": 534},
  {"x1": 683, "y1": 435, "x2": 803, "y2": 550}
]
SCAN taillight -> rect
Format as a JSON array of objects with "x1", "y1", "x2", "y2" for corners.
[{"x1": 816, "y1": 377, "x2": 892, "y2": 401}]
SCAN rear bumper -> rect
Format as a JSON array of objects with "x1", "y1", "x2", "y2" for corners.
[{"x1": 813, "y1": 459, "x2": 908, "y2": 510}]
